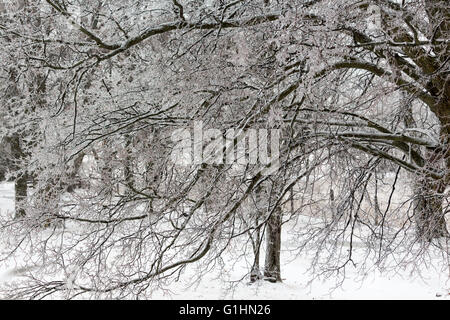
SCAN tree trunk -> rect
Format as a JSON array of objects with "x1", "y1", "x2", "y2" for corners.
[
  {"x1": 250, "y1": 236, "x2": 262, "y2": 282},
  {"x1": 6, "y1": 134, "x2": 28, "y2": 218},
  {"x1": 14, "y1": 172, "x2": 28, "y2": 218},
  {"x1": 250, "y1": 186, "x2": 263, "y2": 282},
  {"x1": 264, "y1": 206, "x2": 282, "y2": 282},
  {"x1": 403, "y1": 95, "x2": 449, "y2": 240},
  {"x1": 414, "y1": 144, "x2": 449, "y2": 241},
  {"x1": 414, "y1": 189, "x2": 448, "y2": 241},
  {"x1": 66, "y1": 152, "x2": 86, "y2": 192},
  {"x1": 124, "y1": 134, "x2": 135, "y2": 190}
]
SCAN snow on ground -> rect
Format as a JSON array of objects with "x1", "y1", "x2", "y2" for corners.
[
  {"x1": 0, "y1": 182, "x2": 15, "y2": 283},
  {"x1": 0, "y1": 182, "x2": 14, "y2": 212},
  {"x1": 149, "y1": 265, "x2": 449, "y2": 300},
  {"x1": 0, "y1": 181, "x2": 449, "y2": 299},
  {"x1": 147, "y1": 224, "x2": 450, "y2": 300}
]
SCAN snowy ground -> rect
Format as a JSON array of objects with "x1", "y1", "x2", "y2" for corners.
[{"x1": 0, "y1": 181, "x2": 449, "y2": 299}]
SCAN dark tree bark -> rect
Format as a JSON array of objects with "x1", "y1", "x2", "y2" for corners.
[
  {"x1": 14, "y1": 172, "x2": 28, "y2": 218},
  {"x1": 124, "y1": 134, "x2": 135, "y2": 190},
  {"x1": 250, "y1": 232, "x2": 262, "y2": 282},
  {"x1": 414, "y1": 191, "x2": 448, "y2": 241},
  {"x1": 264, "y1": 205, "x2": 282, "y2": 282},
  {"x1": 402, "y1": 93, "x2": 449, "y2": 241},
  {"x1": 414, "y1": 147, "x2": 450, "y2": 241},
  {"x1": 5, "y1": 134, "x2": 28, "y2": 218},
  {"x1": 250, "y1": 186, "x2": 263, "y2": 282},
  {"x1": 66, "y1": 152, "x2": 86, "y2": 193}
]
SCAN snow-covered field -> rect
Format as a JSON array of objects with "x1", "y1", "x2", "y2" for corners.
[{"x1": 0, "y1": 181, "x2": 449, "y2": 299}]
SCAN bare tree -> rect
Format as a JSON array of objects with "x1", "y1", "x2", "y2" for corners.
[{"x1": 0, "y1": 0, "x2": 448, "y2": 298}]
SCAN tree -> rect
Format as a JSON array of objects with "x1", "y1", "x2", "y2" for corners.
[{"x1": 0, "y1": 0, "x2": 448, "y2": 299}]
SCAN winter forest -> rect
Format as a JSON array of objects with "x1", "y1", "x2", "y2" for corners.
[{"x1": 0, "y1": 0, "x2": 449, "y2": 299}]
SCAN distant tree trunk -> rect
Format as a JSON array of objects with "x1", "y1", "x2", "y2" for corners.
[
  {"x1": 124, "y1": 134, "x2": 135, "y2": 190},
  {"x1": 264, "y1": 205, "x2": 282, "y2": 282},
  {"x1": 14, "y1": 172, "x2": 28, "y2": 218},
  {"x1": 66, "y1": 152, "x2": 86, "y2": 192},
  {"x1": 373, "y1": 171, "x2": 383, "y2": 226},
  {"x1": 290, "y1": 187, "x2": 294, "y2": 214}
]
